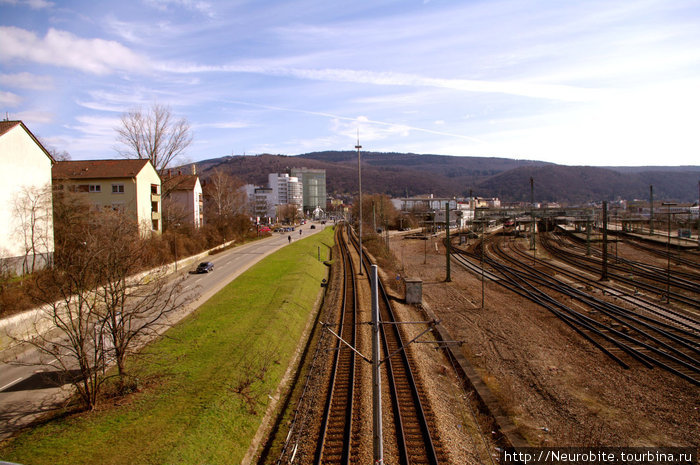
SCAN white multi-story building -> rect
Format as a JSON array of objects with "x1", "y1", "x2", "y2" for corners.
[
  {"x1": 0, "y1": 121, "x2": 55, "y2": 274},
  {"x1": 268, "y1": 173, "x2": 303, "y2": 212}
]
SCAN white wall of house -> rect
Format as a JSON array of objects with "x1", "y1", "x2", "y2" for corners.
[
  {"x1": 0, "y1": 124, "x2": 54, "y2": 273},
  {"x1": 169, "y1": 178, "x2": 203, "y2": 227},
  {"x1": 135, "y1": 162, "x2": 162, "y2": 234}
]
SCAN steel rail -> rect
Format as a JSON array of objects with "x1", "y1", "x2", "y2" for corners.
[
  {"x1": 496, "y1": 240, "x2": 700, "y2": 358},
  {"x1": 504, "y1": 235, "x2": 700, "y2": 336},
  {"x1": 456, "y1": 236, "x2": 699, "y2": 385},
  {"x1": 348, "y1": 227, "x2": 441, "y2": 465},
  {"x1": 541, "y1": 232, "x2": 700, "y2": 310},
  {"x1": 315, "y1": 226, "x2": 357, "y2": 465}
]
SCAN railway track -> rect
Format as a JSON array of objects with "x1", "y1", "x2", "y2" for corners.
[
  {"x1": 324, "y1": 224, "x2": 442, "y2": 465},
  {"x1": 314, "y1": 226, "x2": 360, "y2": 464},
  {"x1": 610, "y1": 230, "x2": 700, "y2": 271},
  {"x1": 541, "y1": 231, "x2": 700, "y2": 310},
  {"x1": 452, "y1": 233, "x2": 700, "y2": 386}
]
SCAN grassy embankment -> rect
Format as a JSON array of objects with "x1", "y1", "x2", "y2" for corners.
[{"x1": 0, "y1": 227, "x2": 334, "y2": 465}]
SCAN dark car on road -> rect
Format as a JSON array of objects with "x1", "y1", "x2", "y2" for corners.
[{"x1": 196, "y1": 261, "x2": 214, "y2": 273}]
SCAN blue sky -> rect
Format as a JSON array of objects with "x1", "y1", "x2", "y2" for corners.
[{"x1": 1, "y1": 0, "x2": 699, "y2": 166}]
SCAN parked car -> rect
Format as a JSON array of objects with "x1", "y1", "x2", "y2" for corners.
[{"x1": 196, "y1": 262, "x2": 214, "y2": 273}]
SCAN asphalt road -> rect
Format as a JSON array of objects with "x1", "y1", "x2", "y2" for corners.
[{"x1": 0, "y1": 221, "x2": 329, "y2": 439}]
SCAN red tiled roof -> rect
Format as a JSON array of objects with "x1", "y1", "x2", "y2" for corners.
[
  {"x1": 0, "y1": 120, "x2": 55, "y2": 162},
  {"x1": 162, "y1": 173, "x2": 199, "y2": 190},
  {"x1": 0, "y1": 121, "x2": 21, "y2": 137},
  {"x1": 52, "y1": 159, "x2": 152, "y2": 180}
]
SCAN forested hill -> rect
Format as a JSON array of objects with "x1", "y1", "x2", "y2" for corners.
[{"x1": 194, "y1": 151, "x2": 700, "y2": 204}]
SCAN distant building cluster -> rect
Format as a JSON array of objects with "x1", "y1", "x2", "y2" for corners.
[{"x1": 245, "y1": 168, "x2": 327, "y2": 222}]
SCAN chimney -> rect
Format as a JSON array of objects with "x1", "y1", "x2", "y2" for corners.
[{"x1": 191, "y1": 164, "x2": 197, "y2": 175}]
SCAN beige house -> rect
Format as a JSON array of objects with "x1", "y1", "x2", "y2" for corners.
[
  {"x1": 0, "y1": 121, "x2": 55, "y2": 274},
  {"x1": 162, "y1": 171, "x2": 203, "y2": 228},
  {"x1": 52, "y1": 159, "x2": 162, "y2": 235}
]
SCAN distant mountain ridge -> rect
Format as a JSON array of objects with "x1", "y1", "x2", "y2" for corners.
[{"x1": 194, "y1": 151, "x2": 700, "y2": 204}]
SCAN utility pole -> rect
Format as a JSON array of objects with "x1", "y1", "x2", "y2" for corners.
[
  {"x1": 373, "y1": 201, "x2": 377, "y2": 234},
  {"x1": 601, "y1": 201, "x2": 608, "y2": 281},
  {"x1": 586, "y1": 210, "x2": 592, "y2": 256},
  {"x1": 445, "y1": 202, "x2": 451, "y2": 282},
  {"x1": 356, "y1": 134, "x2": 363, "y2": 276},
  {"x1": 530, "y1": 177, "x2": 536, "y2": 251},
  {"x1": 469, "y1": 189, "x2": 474, "y2": 246},
  {"x1": 663, "y1": 202, "x2": 676, "y2": 303},
  {"x1": 479, "y1": 208, "x2": 485, "y2": 309},
  {"x1": 370, "y1": 265, "x2": 383, "y2": 464},
  {"x1": 649, "y1": 185, "x2": 654, "y2": 236}
]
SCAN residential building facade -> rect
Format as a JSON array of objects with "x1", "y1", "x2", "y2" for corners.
[
  {"x1": 52, "y1": 159, "x2": 162, "y2": 235},
  {"x1": 0, "y1": 121, "x2": 55, "y2": 274},
  {"x1": 163, "y1": 170, "x2": 203, "y2": 228}
]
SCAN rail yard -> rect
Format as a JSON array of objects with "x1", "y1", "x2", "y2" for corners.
[{"x1": 270, "y1": 219, "x2": 699, "y2": 464}]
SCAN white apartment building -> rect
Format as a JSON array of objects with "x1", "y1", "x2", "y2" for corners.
[
  {"x1": 0, "y1": 121, "x2": 55, "y2": 274},
  {"x1": 268, "y1": 173, "x2": 303, "y2": 212}
]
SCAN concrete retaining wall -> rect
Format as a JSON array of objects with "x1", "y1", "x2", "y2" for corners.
[{"x1": 0, "y1": 239, "x2": 235, "y2": 353}]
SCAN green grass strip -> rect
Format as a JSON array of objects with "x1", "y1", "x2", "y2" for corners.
[{"x1": 0, "y1": 227, "x2": 335, "y2": 465}]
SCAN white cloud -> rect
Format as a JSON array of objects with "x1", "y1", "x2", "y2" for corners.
[
  {"x1": 10, "y1": 109, "x2": 54, "y2": 124},
  {"x1": 163, "y1": 62, "x2": 604, "y2": 102},
  {"x1": 0, "y1": 91, "x2": 22, "y2": 106},
  {"x1": 0, "y1": 72, "x2": 53, "y2": 90},
  {"x1": 69, "y1": 115, "x2": 122, "y2": 137},
  {"x1": 200, "y1": 121, "x2": 250, "y2": 129},
  {"x1": 143, "y1": 0, "x2": 215, "y2": 18},
  {"x1": 0, "y1": 27, "x2": 148, "y2": 75},
  {"x1": 0, "y1": 0, "x2": 53, "y2": 9}
]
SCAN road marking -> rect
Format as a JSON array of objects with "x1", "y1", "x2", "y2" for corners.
[{"x1": 0, "y1": 377, "x2": 23, "y2": 391}]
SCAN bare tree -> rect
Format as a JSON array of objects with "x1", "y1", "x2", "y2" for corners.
[
  {"x1": 277, "y1": 203, "x2": 300, "y2": 224},
  {"x1": 115, "y1": 103, "x2": 192, "y2": 178},
  {"x1": 161, "y1": 195, "x2": 190, "y2": 232},
  {"x1": 21, "y1": 205, "x2": 192, "y2": 408},
  {"x1": 89, "y1": 212, "x2": 190, "y2": 391},
  {"x1": 204, "y1": 168, "x2": 247, "y2": 220},
  {"x1": 28, "y1": 216, "x2": 111, "y2": 409},
  {"x1": 13, "y1": 184, "x2": 53, "y2": 274},
  {"x1": 37, "y1": 137, "x2": 71, "y2": 161}
]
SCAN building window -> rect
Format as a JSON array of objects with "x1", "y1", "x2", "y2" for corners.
[
  {"x1": 152, "y1": 201, "x2": 158, "y2": 213},
  {"x1": 151, "y1": 184, "x2": 159, "y2": 195},
  {"x1": 152, "y1": 219, "x2": 159, "y2": 231},
  {"x1": 89, "y1": 184, "x2": 101, "y2": 193},
  {"x1": 112, "y1": 184, "x2": 125, "y2": 194}
]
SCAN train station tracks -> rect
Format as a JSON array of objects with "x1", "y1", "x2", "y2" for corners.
[{"x1": 452, "y1": 231, "x2": 700, "y2": 386}]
